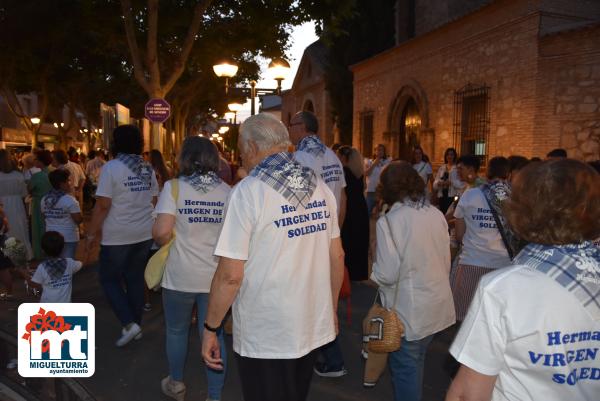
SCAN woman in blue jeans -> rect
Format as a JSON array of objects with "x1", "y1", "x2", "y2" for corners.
[
  {"x1": 370, "y1": 161, "x2": 456, "y2": 401},
  {"x1": 86, "y1": 125, "x2": 159, "y2": 347},
  {"x1": 153, "y1": 137, "x2": 231, "y2": 401}
]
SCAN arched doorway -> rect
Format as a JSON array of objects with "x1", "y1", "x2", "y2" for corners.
[
  {"x1": 387, "y1": 81, "x2": 429, "y2": 160},
  {"x1": 303, "y1": 100, "x2": 314, "y2": 113},
  {"x1": 398, "y1": 98, "x2": 421, "y2": 160}
]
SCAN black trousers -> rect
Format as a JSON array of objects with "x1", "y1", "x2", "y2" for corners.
[{"x1": 235, "y1": 350, "x2": 318, "y2": 401}]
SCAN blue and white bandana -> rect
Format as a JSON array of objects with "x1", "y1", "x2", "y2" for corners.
[
  {"x1": 296, "y1": 135, "x2": 326, "y2": 158},
  {"x1": 514, "y1": 242, "x2": 600, "y2": 320},
  {"x1": 401, "y1": 196, "x2": 429, "y2": 210},
  {"x1": 180, "y1": 171, "x2": 222, "y2": 194},
  {"x1": 44, "y1": 258, "x2": 67, "y2": 281},
  {"x1": 250, "y1": 152, "x2": 317, "y2": 209},
  {"x1": 116, "y1": 153, "x2": 153, "y2": 185},
  {"x1": 43, "y1": 189, "x2": 66, "y2": 210}
]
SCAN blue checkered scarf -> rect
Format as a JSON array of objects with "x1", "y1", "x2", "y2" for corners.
[
  {"x1": 401, "y1": 196, "x2": 429, "y2": 210},
  {"x1": 44, "y1": 258, "x2": 68, "y2": 281},
  {"x1": 296, "y1": 135, "x2": 326, "y2": 158},
  {"x1": 180, "y1": 171, "x2": 222, "y2": 194},
  {"x1": 250, "y1": 152, "x2": 317, "y2": 209},
  {"x1": 116, "y1": 153, "x2": 152, "y2": 185},
  {"x1": 43, "y1": 189, "x2": 66, "y2": 210},
  {"x1": 514, "y1": 242, "x2": 600, "y2": 320}
]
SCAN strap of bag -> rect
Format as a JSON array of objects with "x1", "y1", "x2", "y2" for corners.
[
  {"x1": 480, "y1": 186, "x2": 514, "y2": 259},
  {"x1": 374, "y1": 213, "x2": 402, "y2": 308},
  {"x1": 169, "y1": 179, "x2": 180, "y2": 239}
]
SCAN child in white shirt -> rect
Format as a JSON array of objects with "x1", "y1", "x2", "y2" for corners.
[
  {"x1": 29, "y1": 231, "x2": 82, "y2": 303},
  {"x1": 41, "y1": 169, "x2": 83, "y2": 259}
]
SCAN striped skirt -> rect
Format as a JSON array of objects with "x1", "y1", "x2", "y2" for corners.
[{"x1": 450, "y1": 264, "x2": 496, "y2": 321}]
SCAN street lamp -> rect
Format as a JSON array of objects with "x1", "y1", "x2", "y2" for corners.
[
  {"x1": 224, "y1": 112, "x2": 235, "y2": 122},
  {"x1": 218, "y1": 126, "x2": 229, "y2": 134},
  {"x1": 30, "y1": 117, "x2": 41, "y2": 125},
  {"x1": 212, "y1": 60, "x2": 239, "y2": 95},
  {"x1": 213, "y1": 57, "x2": 291, "y2": 115}
]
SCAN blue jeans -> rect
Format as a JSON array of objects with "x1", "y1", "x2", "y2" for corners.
[
  {"x1": 98, "y1": 239, "x2": 152, "y2": 327},
  {"x1": 320, "y1": 336, "x2": 344, "y2": 369},
  {"x1": 61, "y1": 241, "x2": 78, "y2": 259},
  {"x1": 388, "y1": 335, "x2": 434, "y2": 401},
  {"x1": 163, "y1": 288, "x2": 226, "y2": 400},
  {"x1": 366, "y1": 192, "x2": 377, "y2": 216}
]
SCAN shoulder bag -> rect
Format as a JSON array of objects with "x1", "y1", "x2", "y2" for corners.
[
  {"x1": 363, "y1": 214, "x2": 405, "y2": 354},
  {"x1": 144, "y1": 179, "x2": 179, "y2": 290}
]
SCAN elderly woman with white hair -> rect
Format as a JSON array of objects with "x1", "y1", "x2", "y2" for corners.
[
  {"x1": 152, "y1": 136, "x2": 231, "y2": 401},
  {"x1": 202, "y1": 113, "x2": 345, "y2": 401}
]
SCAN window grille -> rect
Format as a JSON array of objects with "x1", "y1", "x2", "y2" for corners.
[
  {"x1": 453, "y1": 84, "x2": 490, "y2": 162},
  {"x1": 359, "y1": 111, "x2": 374, "y2": 157}
]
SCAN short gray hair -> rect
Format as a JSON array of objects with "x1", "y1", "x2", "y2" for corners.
[{"x1": 239, "y1": 113, "x2": 290, "y2": 153}]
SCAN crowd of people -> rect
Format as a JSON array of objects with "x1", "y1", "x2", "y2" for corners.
[{"x1": 1, "y1": 110, "x2": 598, "y2": 401}]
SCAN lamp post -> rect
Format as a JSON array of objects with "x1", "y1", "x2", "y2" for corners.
[
  {"x1": 30, "y1": 117, "x2": 40, "y2": 149},
  {"x1": 213, "y1": 58, "x2": 291, "y2": 116}
]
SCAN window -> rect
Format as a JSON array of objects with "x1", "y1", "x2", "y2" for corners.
[
  {"x1": 453, "y1": 84, "x2": 490, "y2": 162},
  {"x1": 360, "y1": 111, "x2": 374, "y2": 157}
]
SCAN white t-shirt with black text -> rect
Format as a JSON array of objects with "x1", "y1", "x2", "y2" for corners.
[
  {"x1": 41, "y1": 194, "x2": 81, "y2": 242},
  {"x1": 454, "y1": 187, "x2": 511, "y2": 268},
  {"x1": 95, "y1": 159, "x2": 159, "y2": 245},
  {"x1": 214, "y1": 176, "x2": 340, "y2": 359},
  {"x1": 154, "y1": 179, "x2": 230, "y2": 293},
  {"x1": 31, "y1": 258, "x2": 83, "y2": 303},
  {"x1": 295, "y1": 148, "x2": 346, "y2": 211},
  {"x1": 450, "y1": 265, "x2": 600, "y2": 401}
]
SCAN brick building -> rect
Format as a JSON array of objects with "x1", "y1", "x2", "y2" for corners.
[
  {"x1": 281, "y1": 40, "x2": 337, "y2": 145},
  {"x1": 352, "y1": 0, "x2": 600, "y2": 162}
]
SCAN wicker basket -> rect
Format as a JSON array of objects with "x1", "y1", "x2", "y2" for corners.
[{"x1": 365, "y1": 302, "x2": 404, "y2": 353}]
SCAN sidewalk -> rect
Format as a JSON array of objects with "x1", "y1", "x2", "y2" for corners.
[{"x1": 1, "y1": 260, "x2": 454, "y2": 401}]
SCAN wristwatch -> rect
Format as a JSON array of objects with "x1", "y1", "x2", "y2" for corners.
[{"x1": 204, "y1": 321, "x2": 220, "y2": 333}]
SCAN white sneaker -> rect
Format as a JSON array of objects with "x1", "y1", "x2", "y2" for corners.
[
  {"x1": 116, "y1": 323, "x2": 142, "y2": 347},
  {"x1": 161, "y1": 376, "x2": 186, "y2": 401},
  {"x1": 121, "y1": 327, "x2": 143, "y2": 341}
]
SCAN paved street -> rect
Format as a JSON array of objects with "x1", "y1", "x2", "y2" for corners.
[{"x1": 1, "y1": 257, "x2": 455, "y2": 401}]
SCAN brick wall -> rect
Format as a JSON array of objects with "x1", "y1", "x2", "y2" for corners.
[
  {"x1": 352, "y1": 0, "x2": 542, "y2": 162},
  {"x1": 280, "y1": 60, "x2": 335, "y2": 145},
  {"x1": 535, "y1": 25, "x2": 600, "y2": 160}
]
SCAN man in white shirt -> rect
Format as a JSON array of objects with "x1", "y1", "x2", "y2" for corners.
[
  {"x1": 365, "y1": 144, "x2": 391, "y2": 215},
  {"x1": 52, "y1": 150, "x2": 86, "y2": 206},
  {"x1": 288, "y1": 110, "x2": 348, "y2": 377},
  {"x1": 202, "y1": 113, "x2": 345, "y2": 401}
]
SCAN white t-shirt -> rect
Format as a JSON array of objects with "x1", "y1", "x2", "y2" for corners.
[
  {"x1": 63, "y1": 161, "x2": 86, "y2": 189},
  {"x1": 31, "y1": 258, "x2": 83, "y2": 303},
  {"x1": 450, "y1": 265, "x2": 600, "y2": 401},
  {"x1": 95, "y1": 159, "x2": 159, "y2": 245},
  {"x1": 214, "y1": 176, "x2": 340, "y2": 359},
  {"x1": 454, "y1": 187, "x2": 511, "y2": 268},
  {"x1": 365, "y1": 157, "x2": 392, "y2": 192},
  {"x1": 412, "y1": 161, "x2": 432, "y2": 184},
  {"x1": 294, "y1": 148, "x2": 346, "y2": 211},
  {"x1": 41, "y1": 194, "x2": 81, "y2": 242},
  {"x1": 154, "y1": 179, "x2": 230, "y2": 293}
]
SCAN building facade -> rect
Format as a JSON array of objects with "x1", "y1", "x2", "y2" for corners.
[
  {"x1": 281, "y1": 40, "x2": 337, "y2": 145},
  {"x1": 352, "y1": 0, "x2": 600, "y2": 162}
]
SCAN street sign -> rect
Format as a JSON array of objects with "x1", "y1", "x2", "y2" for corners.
[{"x1": 144, "y1": 98, "x2": 171, "y2": 123}]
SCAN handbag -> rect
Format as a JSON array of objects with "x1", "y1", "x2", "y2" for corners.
[
  {"x1": 144, "y1": 179, "x2": 179, "y2": 290},
  {"x1": 363, "y1": 214, "x2": 405, "y2": 353}
]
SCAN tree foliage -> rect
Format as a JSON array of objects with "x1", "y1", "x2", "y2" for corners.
[{"x1": 0, "y1": 0, "x2": 355, "y2": 149}]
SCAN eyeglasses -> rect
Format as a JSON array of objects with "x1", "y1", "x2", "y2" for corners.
[{"x1": 288, "y1": 121, "x2": 303, "y2": 128}]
